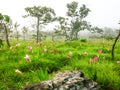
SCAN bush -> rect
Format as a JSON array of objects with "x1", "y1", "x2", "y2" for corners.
[{"x1": 80, "y1": 39, "x2": 87, "y2": 42}]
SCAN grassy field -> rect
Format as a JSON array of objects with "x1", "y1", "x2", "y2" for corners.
[{"x1": 0, "y1": 39, "x2": 120, "y2": 90}]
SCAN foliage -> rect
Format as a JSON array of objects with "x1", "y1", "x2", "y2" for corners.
[
  {"x1": 66, "y1": 1, "x2": 91, "y2": 40},
  {"x1": 14, "y1": 22, "x2": 20, "y2": 41},
  {"x1": 91, "y1": 26, "x2": 103, "y2": 34},
  {"x1": 24, "y1": 6, "x2": 55, "y2": 23},
  {"x1": 24, "y1": 6, "x2": 56, "y2": 42},
  {"x1": 53, "y1": 16, "x2": 70, "y2": 41},
  {"x1": 0, "y1": 13, "x2": 11, "y2": 47},
  {"x1": 0, "y1": 39, "x2": 120, "y2": 90},
  {"x1": 101, "y1": 27, "x2": 116, "y2": 39},
  {"x1": 80, "y1": 39, "x2": 87, "y2": 42}
]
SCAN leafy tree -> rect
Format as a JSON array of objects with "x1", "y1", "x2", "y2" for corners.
[
  {"x1": 53, "y1": 16, "x2": 70, "y2": 41},
  {"x1": 0, "y1": 13, "x2": 11, "y2": 47},
  {"x1": 22, "y1": 26, "x2": 28, "y2": 41},
  {"x1": 91, "y1": 26, "x2": 103, "y2": 34},
  {"x1": 66, "y1": 1, "x2": 91, "y2": 40},
  {"x1": 14, "y1": 22, "x2": 20, "y2": 41},
  {"x1": 101, "y1": 27, "x2": 116, "y2": 40},
  {"x1": 23, "y1": 6, "x2": 56, "y2": 42}
]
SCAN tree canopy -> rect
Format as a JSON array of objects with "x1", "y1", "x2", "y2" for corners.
[{"x1": 24, "y1": 6, "x2": 56, "y2": 42}]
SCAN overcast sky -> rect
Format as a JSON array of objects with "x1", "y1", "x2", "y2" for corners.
[{"x1": 0, "y1": 0, "x2": 120, "y2": 29}]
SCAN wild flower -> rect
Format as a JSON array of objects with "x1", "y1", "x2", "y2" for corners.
[
  {"x1": 69, "y1": 51, "x2": 73, "y2": 56},
  {"x1": 98, "y1": 49, "x2": 102, "y2": 54},
  {"x1": 89, "y1": 58, "x2": 93, "y2": 64},
  {"x1": 93, "y1": 56, "x2": 98, "y2": 62},
  {"x1": 84, "y1": 51, "x2": 88, "y2": 56},
  {"x1": 10, "y1": 46, "x2": 13, "y2": 50},
  {"x1": 66, "y1": 51, "x2": 73, "y2": 59},
  {"x1": 42, "y1": 46, "x2": 47, "y2": 52},
  {"x1": 43, "y1": 48, "x2": 47, "y2": 52},
  {"x1": 89, "y1": 56, "x2": 98, "y2": 64},
  {"x1": 16, "y1": 43, "x2": 20, "y2": 47},
  {"x1": 15, "y1": 69, "x2": 22, "y2": 74},
  {"x1": 35, "y1": 42, "x2": 40, "y2": 47},
  {"x1": 117, "y1": 61, "x2": 120, "y2": 64},
  {"x1": 66, "y1": 55, "x2": 71, "y2": 59},
  {"x1": 50, "y1": 50, "x2": 58, "y2": 53},
  {"x1": 27, "y1": 46, "x2": 32, "y2": 52},
  {"x1": 49, "y1": 45, "x2": 53, "y2": 49},
  {"x1": 24, "y1": 54, "x2": 31, "y2": 62}
]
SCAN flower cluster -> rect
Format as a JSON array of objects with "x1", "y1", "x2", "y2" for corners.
[{"x1": 89, "y1": 56, "x2": 98, "y2": 64}]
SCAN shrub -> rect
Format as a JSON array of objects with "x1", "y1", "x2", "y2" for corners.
[{"x1": 80, "y1": 39, "x2": 87, "y2": 42}]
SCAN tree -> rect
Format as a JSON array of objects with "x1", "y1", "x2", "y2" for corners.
[
  {"x1": 14, "y1": 22, "x2": 20, "y2": 41},
  {"x1": 66, "y1": 1, "x2": 91, "y2": 40},
  {"x1": 53, "y1": 16, "x2": 70, "y2": 41},
  {"x1": 111, "y1": 30, "x2": 120, "y2": 60},
  {"x1": 111, "y1": 21, "x2": 120, "y2": 60},
  {"x1": 22, "y1": 26, "x2": 28, "y2": 41},
  {"x1": 0, "y1": 13, "x2": 11, "y2": 47},
  {"x1": 91, "y1": 26, "x2": 103, "y2": 34},
  {"x1": 23, "y1": 6, "x2": 56, "y2": 42},
  {"x1": 101, "y1": 27, "x2": 116, "y2": 40}
]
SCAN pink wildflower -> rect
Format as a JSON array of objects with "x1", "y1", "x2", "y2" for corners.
[
  {"x1": 27, "y1": 46, "x2": 32, "y2": 52},
  {"x1": 98, "y1": 49, "x2": 102, "y2": 54},
  {"x1": 24, "y1": 54, "x2": 31, "y2": 62},
  {"x1": 117, "y1": 61, "x2": 120, "y2": 64},
  {"x1": 49, "y1": 45, "x2": 53, "y2": 49},
  {"x1": 15, "y1": 69, "x2": 22, "y2": 74},
  {"x1": 93, "y1": 56, "x2": 98, "y2": 62},
  {"x1": 50, "y1": 50, "x2": 58, "y2": 53},
  {"x1": 89, "y1": 58, "x2": 93, "y2": 64},
  {"x1": 35, "y1": 42, "x2": 40, "y2": 47}
]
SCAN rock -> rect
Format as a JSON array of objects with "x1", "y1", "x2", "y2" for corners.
[{"x1": 23, "y1": 70, "x2": 102, "y2": 90}]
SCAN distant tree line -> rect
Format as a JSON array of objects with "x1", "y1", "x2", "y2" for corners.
[{"x1": 0, "y1": 1, "x2": 119, "y2": 47}]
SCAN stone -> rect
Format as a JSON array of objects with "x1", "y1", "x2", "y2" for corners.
[{"x1": 23, "y1": 70, "x2": 102, "y2": 90}]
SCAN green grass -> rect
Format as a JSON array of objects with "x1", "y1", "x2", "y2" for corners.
[{"x1": 0, "y1": 39, "x2": 120, "y2": 90}]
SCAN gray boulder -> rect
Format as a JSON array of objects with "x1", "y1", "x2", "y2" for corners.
[{"x1": 23, "y1": 70, "x2": 102, "y2": 90}]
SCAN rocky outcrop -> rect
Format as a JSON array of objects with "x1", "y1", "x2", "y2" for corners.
[{"x1": 23, "y1": 70, "x2": 102, "y2": 90}]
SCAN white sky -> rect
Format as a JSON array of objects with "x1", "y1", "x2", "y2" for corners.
[{"x1": 0, "y1": 0, "x2": 120, "y2": 29}]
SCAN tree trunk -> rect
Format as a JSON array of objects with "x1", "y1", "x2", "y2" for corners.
[
  {"x1": 111, "y1": 30, "x2": 120, "y2": 60},
  {"x1": 17, "y1": 31, "x2": 19, "y2": 41},
  {"x1": 23, "y1": 33, "x2": 25, "y2": 41},
  {"x1": 4, "y1": 24, "x2": 10, "y2": 47},
  {"x1": 64, "y1": 30, "x2": 68, "y2": 41},
  {"x1": 75, "y1": 31, "x2": 78, "y2": 40},
  {"x1": 36, "y1": 17, "x2": 40, "y2": 43},
  {"x1": 69, "y1": 30, "x2": 74, "y2": 40}
]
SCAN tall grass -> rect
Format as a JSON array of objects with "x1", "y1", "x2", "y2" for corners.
[{"x1": 0, "y1": 39, "x2": 120, "y2": 90}]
